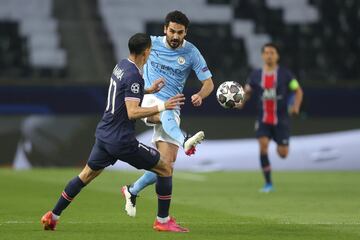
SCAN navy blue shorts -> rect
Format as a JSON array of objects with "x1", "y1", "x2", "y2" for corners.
[
  {"x1": 255, "y1": 120, "x2": 290, "y2": 146},
  {"x1": 87, "y1": 139, "x2": 160, "y2": 171}
]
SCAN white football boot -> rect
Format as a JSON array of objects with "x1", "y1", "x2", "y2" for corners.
[
  {"x1": 183, "y1": 131, "x2": 205, "y2": 156},
  {"x1": 121, "y1": 185, "x2": 137, "y2": 217}
]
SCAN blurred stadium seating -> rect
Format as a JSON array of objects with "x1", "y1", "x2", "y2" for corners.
[
  {"x1": 0, "y1": 0, "x2": 358, "y2": 84},
  {"x1": 0, "y1": 0, "x2": 66, "y2": 78},
  {"x1": 0, "y1": 0, "x2": 359, "y2": 168}
]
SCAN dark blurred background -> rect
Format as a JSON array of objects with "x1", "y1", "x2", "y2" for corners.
[{"x1": 0, "y1": 0, "x2": 359, "y2": 168}]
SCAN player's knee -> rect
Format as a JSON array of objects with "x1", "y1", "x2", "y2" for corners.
[
  {"x1": 161, "y1": 162, "x2": 173, "y2": 177},
  {"x1": 155, "y1": 159, "x2": 173, "y2": 177},
  {"x1": 260, "y1": 149, "x2": 268, "y2": 155},
  {"x1": 79, "y1": 165, "x2": 101, "y2": 184},
  {"x1": 79, "y1": 173, "x2": 92, "y2": 184},
  {"x1": 259, "y1": 141, "x2": 269, "y2": 154},
  {"x1": 277, "y1": 147, "x2": 288, "y2": 158},
  {"x1": 260, "y1": 145, "x2": 268, "y2": 155}
]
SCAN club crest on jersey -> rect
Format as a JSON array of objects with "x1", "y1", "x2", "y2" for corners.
[
  {"x1": 177, "y1": 56, "x2": 185, "y2": 65},
  {"x1": 131, "y1": 83, "x2": 140, "y2": 94}
]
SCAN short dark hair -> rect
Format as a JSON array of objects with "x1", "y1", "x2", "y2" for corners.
[
  {"x1": 165, "y1": 10, "x2": 190, "y2": 29},
  {"x1": 261, "y1": 43, "x2": 280, "y2": 55},
  {"x1": 128, "y1": 33, "x2": 151, "y2": 55}
]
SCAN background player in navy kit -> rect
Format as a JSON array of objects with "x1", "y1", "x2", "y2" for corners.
[
  {"x1": 41, "y1": 33, "x2": 189, "y2": 232},
  {"x1": 236, "y1": 43, "x2": 303, "y2": 192}
]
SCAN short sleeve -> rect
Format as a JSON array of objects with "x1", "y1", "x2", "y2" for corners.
[
  {"x1": 124, "y1": 72, "x2": 144, "y2": 101},
  {"x1": 191, "y1": 47, "x2": 212, "y2": 81}
]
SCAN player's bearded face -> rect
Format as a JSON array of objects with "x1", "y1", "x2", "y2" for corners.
[
  {"x1": 164, "y1": 22, "x2": 187, "y2": 49},
  {"x1": 262, "y1": 47, "x2": 279, "y2": 66}
]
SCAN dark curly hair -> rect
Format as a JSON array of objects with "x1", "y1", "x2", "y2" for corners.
[
  {"x1": 165, "y1": 10, "x2": 190, "y2": 29},
  {"x1": 261, "y1": 43, "x2": 280, "y2": 55}
]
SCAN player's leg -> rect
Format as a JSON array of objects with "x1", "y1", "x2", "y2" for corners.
[
  {"x1": 52, "y1": 165, "x2": 102, "y2": 215},
  {"x1": 123, "y1": 141, "x2": 178, "y2": 217},
  {"x1": 150, "y1": 142, "x2": 188, "y2": 232},
  {"x1": 258, "y1": 136, "x2": 274, "y2": 192},
  {"x1": 123, "y1": 117, "x2": 181, "y2": 215},
  {"x1": 274, "y1": 120, "x2": 290, "y2": 159},
  {"x1": 141, "y1": 94, "x2": 204, "y2": 155},
  {"x1": 122, "y1": 170, "x2": 157, "y2": 217},
  {"x1": 256, "y1": 121, "x2": 274, "y2": 192},
  {"x1": 41, "y1": 165, "x2": 103, "y2": 230},
  {"x1": 160, "y1": 110, "x2": 185, "y2": 146},
  {"x1": 41, "y1": 139, "x2": 110, "y2": 230},
  {"x1": 127, "y1": 138, "x2": 178, "y2": 195},
  {"x1": 121, "y1": 142, "x2": 188, "y2": 232},
  {"x1": 160, "y1": 110, "x2": 204, "y2": 155},
  {"x1": 277, "y1": 145, "x2": 289, "y2": 158}
]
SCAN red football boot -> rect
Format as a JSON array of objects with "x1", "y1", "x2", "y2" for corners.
[
  {"x1": 41, "y1": 211, "x2": 58, "y2": 231},
  {"x1": 153, "y1": 217, "x2": 189, "y2": 233}
]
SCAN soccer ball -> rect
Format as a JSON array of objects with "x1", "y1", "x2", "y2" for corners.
[{"x1": 216, "y1": 81, "x2": 245, "y2": 108}]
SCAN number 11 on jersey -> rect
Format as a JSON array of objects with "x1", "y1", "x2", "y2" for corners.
[{"x1": 106, "y1": 78, "x2": 117, "y2": 114}]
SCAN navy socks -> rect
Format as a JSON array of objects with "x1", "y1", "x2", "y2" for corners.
[
  {"x1": 156, "y1": 176, "x2": 172, "y2": 218},
  {"x1": 52, "y1": 176, "x2": 86, "y2": 216}
]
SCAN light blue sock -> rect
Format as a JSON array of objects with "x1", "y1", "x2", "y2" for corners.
[
  {"x1": 129, "y1": 171, "x2": 157, "y2": 195},
  {"x1": 160, "y1": 110, "x2": 185, "y2": 146}
]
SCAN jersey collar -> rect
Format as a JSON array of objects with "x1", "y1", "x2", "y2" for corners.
[
  {"x1": 127, "y1": 58, "x2": 141, "y2": 73},
  {"x1": 162, "y1": 36, "x2": 186, "y2": 49},
  {"x1": 262, "y1": 66, "x2": 279, "y2": 74}
]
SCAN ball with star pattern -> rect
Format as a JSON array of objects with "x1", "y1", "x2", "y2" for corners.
[{"x1": 216, "y1": 81, "x2": 245, "y2": 108}]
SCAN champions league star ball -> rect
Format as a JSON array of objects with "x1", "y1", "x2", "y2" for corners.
[{"x1": 216, "y1": 81, "x2": 245, "y2": 108}]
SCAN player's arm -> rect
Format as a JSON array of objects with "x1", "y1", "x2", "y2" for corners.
[
  {"x1": 288, "y1": 79, "x2": 303, "y2": 115},
  {"x1": 191, "y1": 78, "x2": 214, "y2": 107},
  {"x1": 190, "y1": 47, "x2": 214, "y2": 107},
  {"x1": 125, "y1": 94, "x2": 185, "y2": 120},
  {"x1": 234, "y1": 84, "x2": 252, "y2": 109},
  {"x1": 144, "y1": 77, "x2": 165, "y2": 94}
]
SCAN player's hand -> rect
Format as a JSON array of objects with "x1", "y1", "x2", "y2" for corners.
[
  {"x1": 191, "y1": 94, "x2": 202, "y2": 107},
  {"x1": 234, "y1": 101, "x2": 245, "y2": 109},
  {"x1": 165, "y1": 94, "x2": 185, "y2": 110},
  {"x1": 288, "y1": 105, "x2": 300, "y2": 115},
  {"x1": 148, "y1": 77, "x2": 165, "y2": 94}
]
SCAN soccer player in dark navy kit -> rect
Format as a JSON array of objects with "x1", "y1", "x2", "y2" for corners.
[
  {"x1": 236, "y1": 43, "x2": 303, "y2": 192},
  {"x1": 41, "y1": 33, "x2": 189, "y2": 232}
]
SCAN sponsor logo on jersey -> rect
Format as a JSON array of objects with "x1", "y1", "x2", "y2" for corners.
[
  {"x1": 262, "y1": 88, "x2": 277, "y2": 100},
  {"x1": 150, "y1": 61, "x2": 182, "y2": 75}
]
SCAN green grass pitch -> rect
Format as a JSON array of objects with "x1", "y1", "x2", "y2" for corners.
[{"x1": 1, "y1": 169, "x2": 359, "y2": 240}]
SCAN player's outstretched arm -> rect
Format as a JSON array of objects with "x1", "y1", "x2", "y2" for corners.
[
  {"x1": 144, "y1": 77, "x2": 165, "y2": 94},
  {"x1": 191, "y1": 78, "x2": 214, "y2": 107},
  {"x1": 234, "y1": 84, "x2": 252, "y2": 109},
  {"x1": 125, "y1": 94, "x2": 185, "y2": 120}
]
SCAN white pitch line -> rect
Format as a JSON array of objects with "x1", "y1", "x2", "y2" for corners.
[
  {"x1": 174, "y1": 172, "x2": 207, "y2": 181},
  {"x1": 2, "y1": 221, "x2": 35, "y2": 224}
]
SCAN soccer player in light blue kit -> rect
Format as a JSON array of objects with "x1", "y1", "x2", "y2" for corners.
[{"x1": 122, "y1": 11, "x2": 214, "y2": 223}]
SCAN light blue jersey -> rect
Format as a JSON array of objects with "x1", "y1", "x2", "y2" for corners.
[{"x1": 143, "y1": 36, "x2": 212, "y2": 101}]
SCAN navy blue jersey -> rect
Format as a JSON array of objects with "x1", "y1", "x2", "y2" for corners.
[
  {"x1": 247, "y1": 66, "x2": 296, "y2": 125},
  {"x1": 95, "y1": 59, "x2": 144, "y2": 146}
]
